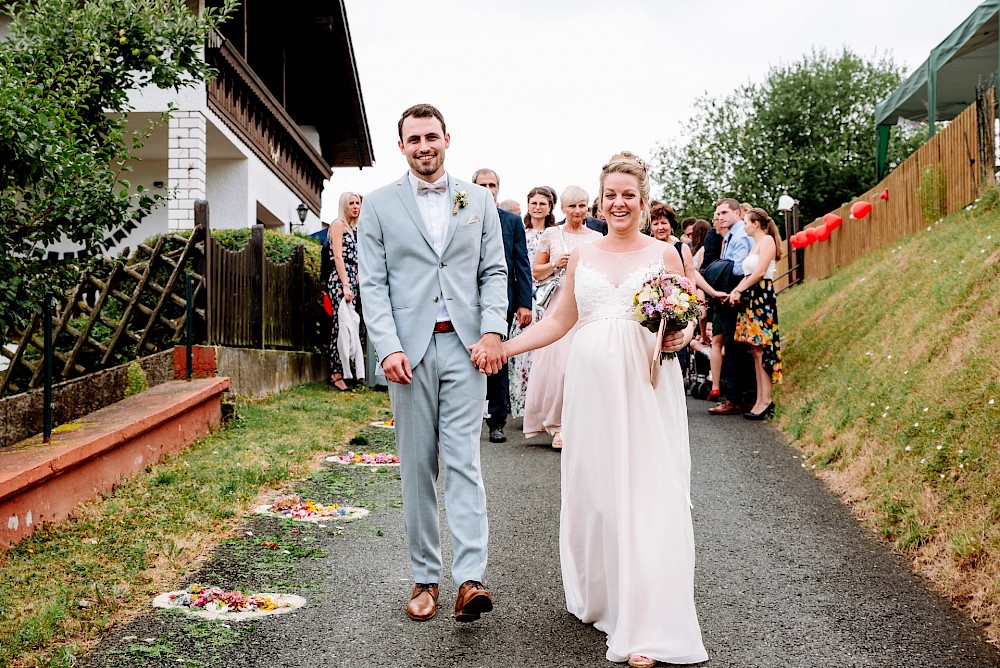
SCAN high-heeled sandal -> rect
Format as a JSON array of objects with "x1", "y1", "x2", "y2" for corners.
[
  {"x1": 628, "y1": 655, "x2": 656, "y2": 668},
  {"x1": 329, "y1": 378, "x2": 350, "y2": 392},
  {"x1": 551, "y1": 432, "x2": 563, "y2": 450}
]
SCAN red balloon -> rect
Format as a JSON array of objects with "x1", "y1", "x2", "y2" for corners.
[
  {"x1": 850, "y1": 201, "x2": 872, "y2": 219},
  {"x1": 823, "y1": 213, "x2": 843, "y2": 230},
  {"x1": 817, "y1": 224, "x2": 832, "y2": 241},
  {"x1": 879, "y1": 188, "x2": 889, "y2": 201},
  {"x1": 804, "y1": 226, "x2": 822, "y2": 242},
  {"x1": 789, "y1": 234, "x2": 803, "y2": 249}
]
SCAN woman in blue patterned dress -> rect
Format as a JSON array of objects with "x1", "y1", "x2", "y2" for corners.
[{"x1": 327, "y1": 192, "x2": 362, "y2": 391}]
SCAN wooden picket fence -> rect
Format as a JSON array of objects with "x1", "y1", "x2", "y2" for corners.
[
  {"x1": 205, "y1": 219, "x2": 321, "y2": 350},
  {"x1": 0, "y1": 202, "x2": 324, "y2": 400},
  {"x1": 787, "y1": 84, "x2": 997, "y2": 282}
]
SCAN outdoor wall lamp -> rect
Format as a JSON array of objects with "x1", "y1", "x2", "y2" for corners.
[{"x1": 289, "y1": 202, "x2": 308, "y2": 234}]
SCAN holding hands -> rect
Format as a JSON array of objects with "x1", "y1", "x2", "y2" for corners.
[{"x1": 469, "y1": 333, "x2": 507, "y2": 375}]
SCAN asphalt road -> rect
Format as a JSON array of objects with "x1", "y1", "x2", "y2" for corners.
[{"x1": 79, "y1": 397, "x2": 1000, "y2": 668}]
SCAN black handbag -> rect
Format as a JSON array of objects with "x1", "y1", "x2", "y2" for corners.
[{"x1": 702, "y1": 258, "x2": 736, "y2": 293}]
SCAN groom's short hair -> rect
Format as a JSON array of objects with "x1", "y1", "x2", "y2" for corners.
[{"x1": 398, "y1": 103, "x2": 447, "y2": 140}]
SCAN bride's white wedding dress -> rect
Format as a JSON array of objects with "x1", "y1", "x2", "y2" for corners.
[{"x1": 561, "y1": 241, "x2": 708, "y2": 665}]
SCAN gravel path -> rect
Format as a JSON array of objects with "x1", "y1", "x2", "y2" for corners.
[{"x1": 80, "y1": 398, "x2": 1000, "y2": 668}]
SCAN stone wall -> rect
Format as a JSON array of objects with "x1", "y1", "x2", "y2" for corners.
[
  {"x1": 0, "y1": 350, "x2": 174, "y2": 449},
  {"x1": 173, "y1": 345, "x2": 327, "y2": 399}
]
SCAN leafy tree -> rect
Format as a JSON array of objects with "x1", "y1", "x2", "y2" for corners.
[
  {"x1": 0, "y1": 0, "x2": 234, "y2": 331},
  {"x1": 652, "y1": 48, "x2": 926, "y2": 224}
]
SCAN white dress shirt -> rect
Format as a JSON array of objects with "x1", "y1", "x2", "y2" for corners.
[{"x1": 409, "y1": 172, "x2": 451, "y2": 322}]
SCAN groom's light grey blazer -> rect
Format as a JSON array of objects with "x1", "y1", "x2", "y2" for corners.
[{"x1": 358, "y1": 172, "x2": 508, "y2": 367}]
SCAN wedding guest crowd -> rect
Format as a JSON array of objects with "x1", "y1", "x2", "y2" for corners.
[{"x1": 325, "y1": 156, "x2": 783, "y2": 428}]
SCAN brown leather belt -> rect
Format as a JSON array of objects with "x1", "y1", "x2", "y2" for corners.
[{"x1": 433, "y1": 321, "x2": 455, "y2": 333}]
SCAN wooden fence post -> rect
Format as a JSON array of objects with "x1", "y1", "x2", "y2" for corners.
[
  {"x1": 251, "y1": 225, "x2": 264, "y2": 349},
  {"x1": 292, "y1": 243, "x2": 305, "y2": 350},
  {"x1": 197, "y1": 200, "x2": 213, "y2": 345}
]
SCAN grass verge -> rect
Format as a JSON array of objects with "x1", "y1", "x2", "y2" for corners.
[
  {"x1": 777, "y1": 190, "x2": 1000, "y2": 640},
  {"x1": 0, "y1": 383, "x2": 390, "y2": 667}
]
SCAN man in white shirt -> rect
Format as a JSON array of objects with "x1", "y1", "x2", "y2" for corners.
[{"x1": 358, "y1": 104, "x2": 508, "y2": 625}]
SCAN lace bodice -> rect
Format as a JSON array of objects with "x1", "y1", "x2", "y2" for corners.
[{"x1": 575, "y1": 242, "x2": 669, "y2": 326}]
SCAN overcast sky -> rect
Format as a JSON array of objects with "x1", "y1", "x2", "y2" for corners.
[{"x1": 330, "y1": 0, "x2": 984, "y2": 215}]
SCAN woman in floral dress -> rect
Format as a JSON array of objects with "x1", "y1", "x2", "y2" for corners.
[
  {"x1": 327, "y1": 192, "x2": 362, "y2": 391},
  {"x1": 508, "y1": 186, "x2": 557, "y2": 417},
  {"x1": 730, "y1": 207, "x2": 783, "y2": 419}
]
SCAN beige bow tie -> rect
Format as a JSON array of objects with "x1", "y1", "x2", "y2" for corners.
[{"x1": 417, "y1": 181, "x2": 447, "y2": 195}]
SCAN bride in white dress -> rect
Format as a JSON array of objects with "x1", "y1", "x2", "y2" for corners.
[{"x1": 497, "y1": 152, "x2": 708, "y2": 667}]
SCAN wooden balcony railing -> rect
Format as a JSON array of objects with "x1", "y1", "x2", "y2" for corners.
[{"x1": 205, "y1": 31, "x2": 331, "y2": 213}]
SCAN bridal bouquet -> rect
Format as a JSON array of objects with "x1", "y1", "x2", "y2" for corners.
[{"x1": 633, "y1": 273, "x2": 704, "y2": 361}]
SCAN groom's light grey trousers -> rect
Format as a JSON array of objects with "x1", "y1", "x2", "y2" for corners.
[{"x1": 387, "y1": 330, "x2": 489, "y2": 586}]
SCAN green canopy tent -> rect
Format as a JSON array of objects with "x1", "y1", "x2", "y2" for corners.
[{"x1": 875, "y1": 0, "x2": 1000, "y2": 178}]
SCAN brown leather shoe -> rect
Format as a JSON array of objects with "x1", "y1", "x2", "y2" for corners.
[
  {"x1": 453, "y1": 580, "x2": 493, "y2": 622},
  {"x1": 406, "y1": 583, "x2": 439, "y2": 621},
  {"x1": 708, "y1": 400, "x2": 742, "y2": 415}
]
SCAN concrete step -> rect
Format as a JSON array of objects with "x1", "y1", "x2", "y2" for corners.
[{"x1": 0, "y1": 377, "x2": 230, "y2": 548}]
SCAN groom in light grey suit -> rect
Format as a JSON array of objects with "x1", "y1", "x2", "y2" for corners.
[{"x1": 358, "y1": 104, "x2": 508, "y2": 623}]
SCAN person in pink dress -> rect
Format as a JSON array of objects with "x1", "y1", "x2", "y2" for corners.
[{"x1": 522, "y1": 186, "x2": 600, "y2": 449}]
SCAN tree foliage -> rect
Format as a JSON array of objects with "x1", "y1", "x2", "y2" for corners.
[
  {"x1": 652, "y1": 49, "x2": 927, "y2": 223},
  {"x1": 0, "y1": 0, "x2": 234, "y2": 331}
]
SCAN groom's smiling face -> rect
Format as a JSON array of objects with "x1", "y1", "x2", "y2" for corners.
[{"x1": 399, "y1": 116, "x2": 450, "y2": 182}]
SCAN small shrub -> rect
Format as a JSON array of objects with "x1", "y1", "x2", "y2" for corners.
[{"x1": 125, "y1": 362, "x2": 148, "y2": 397}]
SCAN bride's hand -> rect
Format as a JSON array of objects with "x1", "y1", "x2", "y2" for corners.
[{"x1": 661, "y1": 323, "x2": 696, "y2": 353}]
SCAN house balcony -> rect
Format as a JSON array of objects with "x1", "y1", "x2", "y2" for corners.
[{"x1": 205, "y1": 30, "x2": 331, "y2": 214}]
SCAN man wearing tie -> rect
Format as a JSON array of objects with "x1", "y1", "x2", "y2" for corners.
[
  {"x1": 358, "y1": 104, "x2": 508, "y2": 623},
  {"x1": 472, "y1": 168, "x2": 532, "y2": 443}
]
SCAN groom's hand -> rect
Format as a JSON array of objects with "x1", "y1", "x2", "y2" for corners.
[
  {"x1": 382, "y1": 352, "x2": 413, "y2": 384},
  {"x1": 469, "y1": 333, "x2": 506, "y2": 375}
]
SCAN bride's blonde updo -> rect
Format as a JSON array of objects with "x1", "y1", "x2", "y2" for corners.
[{"x1": 599, "y1": 151, "x2": 651, "y2": 231}]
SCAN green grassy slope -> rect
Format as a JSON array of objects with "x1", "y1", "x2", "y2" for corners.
[{"x1": 777, "y1": 189, "x2": 1000, "y2": 638}]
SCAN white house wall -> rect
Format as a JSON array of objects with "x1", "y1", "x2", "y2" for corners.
[{"x1": 206, "y1": 158, "x2": 248, "y2": 230}]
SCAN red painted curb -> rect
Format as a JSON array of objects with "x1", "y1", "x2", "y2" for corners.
[{"x1": 0, "y1": 377, "x2": 230, "y2": 547}]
